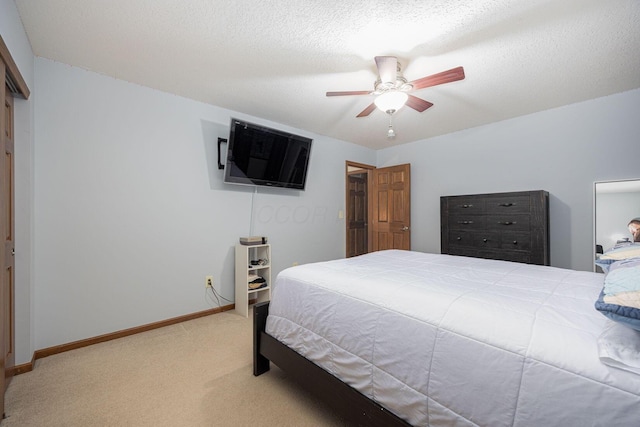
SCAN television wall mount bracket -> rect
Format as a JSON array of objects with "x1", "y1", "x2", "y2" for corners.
[{"x1": 218, "y1": 137, "x2": 227, "y2": 170}]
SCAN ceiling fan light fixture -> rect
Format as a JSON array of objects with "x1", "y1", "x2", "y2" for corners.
[{"x1": 374, "y1": 90, "x2": 408, "y2": 113}]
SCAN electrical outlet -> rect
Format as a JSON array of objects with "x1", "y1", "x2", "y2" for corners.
[{"x1": 205, "y1": 276, "x2": 213, "y2": 288}]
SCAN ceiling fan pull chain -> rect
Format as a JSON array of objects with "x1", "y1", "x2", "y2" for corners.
[{"x1": 387, "y1": 113, "x2": 396, "y2": 139}]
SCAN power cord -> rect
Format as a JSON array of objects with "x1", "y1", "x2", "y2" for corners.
[{"x1": 205, "y1": 284, "x2": 233, "y2": 308}]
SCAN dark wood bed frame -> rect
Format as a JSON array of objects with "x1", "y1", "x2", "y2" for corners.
[{"x1": 253, "y1": 301, "x2": 412, "y2": 427}]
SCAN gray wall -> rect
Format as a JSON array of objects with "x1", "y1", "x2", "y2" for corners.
[
  {"x1": 377, "y1": 88, "x2": 640, "y2": 271},
  {"x1": 32, "y1": 58, "x2": 375, "y2": 357}
]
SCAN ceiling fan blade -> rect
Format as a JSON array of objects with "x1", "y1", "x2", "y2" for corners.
[
  {"x1": 408, "y1": 66, "x2": 465, "y2": 91},
  {"x1": 356, "y1": 103, "x2": 376, "y2": 118},
  {"x1": 375, "y1": 56, "x2": 398, "y2": 84},
  {"x1": 406, "y1": 95, "x2": 434, "y2": 112},
  {"x1": 326, "y1": 90, "x2": 371, "y2": 97}
]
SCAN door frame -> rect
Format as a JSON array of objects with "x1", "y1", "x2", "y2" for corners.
[
  {"x1": 345, "y1": 161, "x2": 411, "y2": 255},
  {"x1": 0, "y1": 37, "x2": 30, "y2": 99}
]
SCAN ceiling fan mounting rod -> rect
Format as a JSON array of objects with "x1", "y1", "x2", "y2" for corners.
[{"x1": 373, "y1": 62, "x2": 411, "y2": 94}]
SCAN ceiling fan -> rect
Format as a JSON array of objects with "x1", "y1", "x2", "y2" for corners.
[{"x1": 326, "y1": 56, "x2": 465, "y2": 119}]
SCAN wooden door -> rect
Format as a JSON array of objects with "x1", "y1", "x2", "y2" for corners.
[
  {"x1": 347, "y1": 172, "x2": 368, "y2": 257},
  {"x1": 0, "y1": 59, "x2": 5, "y2": 416},
  {"x1": 2, "y1": 83, "x2": 14, "y2": 395},
  {"x1": 0, "y1": 36, "x2": 28, "y2": 416},
  {"x1": 372, "y1": 164, "x2": 411, "y2": 251}
]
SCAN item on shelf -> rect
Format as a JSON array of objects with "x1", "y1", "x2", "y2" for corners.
[
  {"x1": 240, "y1": 236, "x2": 268, "y2": 245},
  {"x1": 248, "y1": 275, "x2": 265, "y2": 284},
  {"x1": 250, "y1": 258, "x2": 268, "y2": 266},
  {"x1": 249, "y1": 281, "x2": 268, "y2": 290},
  {"x1": 248, "y1": 274, "x2": 266, "y2": 289}
]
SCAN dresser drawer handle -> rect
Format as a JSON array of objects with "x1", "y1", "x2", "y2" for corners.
[
  {"x1": 460, "y1": 204, "x2": 473, "y2": 208},
  {"x1": 457, "y1": 220, "x2": 474, "y2": 225},
  {"x1": 513, "y1": 240, "x2": 518, "y2": 245},
  {"x1": 498, "y1": 202, "x2": 515, "y2": 207},
  {"x1": 483, "y1": 238, "x2": 489, "y2": 243},
  {"x1": 498, "y1": 221, "x2": 516, "y2": 225},
  {"x1": 456, "y1": 237, "x2": 462, "y2": 241}
]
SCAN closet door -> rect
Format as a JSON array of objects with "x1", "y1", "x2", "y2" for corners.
[
  {"x1": 0, "y1": 56, "x2": 5, "y2": 417},
  {"x1": 2, "y1": 82, "x2": 15, "y2": 395},
  {"x1": 0, "y1": 35, "x2": 29, "y2": 416}
]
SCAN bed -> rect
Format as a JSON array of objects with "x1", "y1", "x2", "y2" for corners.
[{"x1": 253, "y1": 250, "x2": 640, "y2": 426}]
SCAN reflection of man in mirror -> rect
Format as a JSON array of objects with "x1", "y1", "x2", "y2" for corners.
[{"x1": 629, "y1": 219, "x2": 640, "y2": 242}]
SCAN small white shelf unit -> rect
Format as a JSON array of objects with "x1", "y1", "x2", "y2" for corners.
[{"x1": 235, "y1": 243, "x2": 271, "y2": 317}]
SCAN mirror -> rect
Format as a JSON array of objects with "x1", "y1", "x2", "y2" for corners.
[{"x1": 594, "y1": 179, "x2": 640, "y2": 271}]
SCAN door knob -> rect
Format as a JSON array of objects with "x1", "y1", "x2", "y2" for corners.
[{"x1": 402, "y1": 226, "x2": 410, "y2": 231}]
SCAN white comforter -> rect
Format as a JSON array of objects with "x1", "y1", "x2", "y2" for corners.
[{"x1": 265, "y1": 250, "x2": 640, "y2": 426}]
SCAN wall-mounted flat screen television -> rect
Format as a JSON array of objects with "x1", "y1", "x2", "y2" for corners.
[{"x1": 223, "y1": 118, "x2": 313, "y2": 190}]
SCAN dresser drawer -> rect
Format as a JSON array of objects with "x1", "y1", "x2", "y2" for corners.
[
  {"x1": 500, "y1": 232, "x2": 531, "y2": 251},
  {"x1": 484, "y1": 195, "x2": 531, "y2": 214},
  {"x1": 448, "y1": 231, "x2": 531, "y2": 251},
  {"x1": 448, "y1": 230, "x2": 500, "y2": 247},
  {"x1": 447, "y1": 197, "x2": 485, "y2": 215},
  {"x1": 449, "y1": 215, "x2": 486, "y2": 230},
  {"x1": 473, "y1": 232, "x2": 502, "y2": 249},
  {"x1": 485, "y1": 214, "x2": 530, "y2": 232},
  {"x1": 448, "y1": 231, "x2": 475, "y2": 247}
]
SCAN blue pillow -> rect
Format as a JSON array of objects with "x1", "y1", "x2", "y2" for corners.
[
  {"x1": 603, "y1": 258, "x2": 640, "y2": 294},
  {"x1": 595, "y1": 257, "x2": 616, "y2": 273},
  {"x1": 595, "y1": 290, "x2": 640, "y2": 331},
  {"x1": 599, "y1": 243, "x2": 640, "y2": 261},
  {"x1": 596, "y1": 243, "x2": 640, "y2": 273}
]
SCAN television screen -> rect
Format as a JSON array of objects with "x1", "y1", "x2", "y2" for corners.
[{"x1": 223, "y1": 118, "x2": 312, "y2": 190}]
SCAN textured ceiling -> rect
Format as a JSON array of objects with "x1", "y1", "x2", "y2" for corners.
[{"x1": 14, "y1": 0, "x2": 640, "y2": 149}]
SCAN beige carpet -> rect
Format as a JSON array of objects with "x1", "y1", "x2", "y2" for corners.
[{"x1": 2, "y1": 310, "x2": 348, "y2": 426}]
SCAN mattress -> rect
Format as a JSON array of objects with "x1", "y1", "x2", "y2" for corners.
[{"x1": 265, "y1": 250, "x2": 640, "y2": 426}]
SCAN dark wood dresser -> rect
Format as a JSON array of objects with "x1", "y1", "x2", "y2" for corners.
[{"x1": 440, "y1": 190, "x2": 550, "y2": 265}]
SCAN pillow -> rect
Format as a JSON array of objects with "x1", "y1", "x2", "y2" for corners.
[
  {"x1": 598, "y1": 319, "x2": 640, "y2": 375},
  {"x1": 595, "y1": 290, "x2": 640, "y2": 331},
  {"x1": 603, "y1": 258, "x2": 640, "y2": 295},
  {"x1": 595, "y1": 257, "x2": 616, "y2": 274},
  {"x1": 604, "y1": 290, "x2": 640, "y2": 309},
  {"x1": 599, "y1": 243, "x2": 640, "y2": 261}
]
